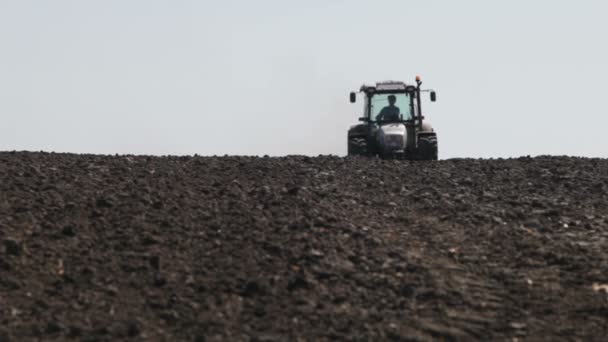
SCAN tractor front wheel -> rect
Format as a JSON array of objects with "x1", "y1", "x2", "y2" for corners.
[
  {"x1": 417, "y1": 136, "x2": 438, "y2": 161},
  {"x1": 348, "y1": 137, "x2": 369, "y2": 156}
]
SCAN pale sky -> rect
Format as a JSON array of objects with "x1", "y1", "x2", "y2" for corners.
[{"x1": 1, "y1": 1, "x2": 607, "y2": 158}]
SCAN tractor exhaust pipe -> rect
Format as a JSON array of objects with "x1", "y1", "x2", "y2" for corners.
[{"x1": 416, "y1": 76, "x2": 423, "y2": 129}]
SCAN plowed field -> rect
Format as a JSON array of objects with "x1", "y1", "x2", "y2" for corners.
[{"x1": 1, "y1": 152, "x2": 607, "y2": 341}]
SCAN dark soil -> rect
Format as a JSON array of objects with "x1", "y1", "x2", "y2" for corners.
[{"x1": 1, "y1": 152, "x2": 608, "y2": 341}]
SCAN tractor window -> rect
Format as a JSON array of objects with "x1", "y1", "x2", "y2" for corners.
[{"x1": 370, "y1": 93, "x2": 413, "y2": 121}]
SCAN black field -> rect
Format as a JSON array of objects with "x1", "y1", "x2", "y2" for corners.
[{"x1": 1, "y1": 152, "x2": 607, "y2": 341}]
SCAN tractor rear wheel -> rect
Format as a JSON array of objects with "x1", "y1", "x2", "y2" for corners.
[
  {"x1": 417, "y1": 136, "x2": 438, "y2": 161},
  {"x1": 348, "y1": 137, "x2": 369, "y2": 156}
]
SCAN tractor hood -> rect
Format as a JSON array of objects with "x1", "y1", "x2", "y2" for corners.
[
  {"x1": 378, "y1": 123, "x2": 406, "y2": 136},
  {"x1": 377, "y1": 123, "x2": 407, "y2": 152}
]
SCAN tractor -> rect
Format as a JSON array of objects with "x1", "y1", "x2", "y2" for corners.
[{"x1": 347, "y1": 77, "x2": 438, "y2": 160}]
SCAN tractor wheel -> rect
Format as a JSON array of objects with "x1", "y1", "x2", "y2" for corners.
[
  {"x1": 348, "y1": 137, "x2": 369, "y2": 156},
  {"x1": 417, "y1": 136, "x2": 438, "y2": 161}
]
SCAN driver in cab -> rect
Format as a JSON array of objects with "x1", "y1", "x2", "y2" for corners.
[
  {"x1": 376, "y1": 95, "x2": 401, "y2": 122},
  {"x1": 375, "y1": 95, "x2": 401, "y2": 123}
]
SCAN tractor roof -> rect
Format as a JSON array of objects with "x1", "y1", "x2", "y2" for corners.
[{"x1": 360, "y1": 81, "x2": 413, "y2": 93}]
